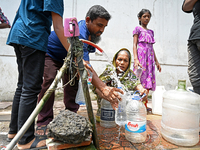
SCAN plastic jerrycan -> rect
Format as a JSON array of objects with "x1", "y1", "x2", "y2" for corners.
[
  {"x1": 161, "y1": 80, "x2": 200, "y2": 146},
  {"x1": 152, "y1": 86, "x2": 166, "y2": 115}
]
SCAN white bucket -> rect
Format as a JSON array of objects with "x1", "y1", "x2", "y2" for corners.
[{"x1": 152, "y1": 86, "x2": 166, "y2": 115}]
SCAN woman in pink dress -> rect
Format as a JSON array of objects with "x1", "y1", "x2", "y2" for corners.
[{"x1": 133, "y1": 9, "x2": 161, "y2": 110}]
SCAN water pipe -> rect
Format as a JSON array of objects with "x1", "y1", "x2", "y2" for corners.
[
  {"x1": 80, "y1": 39, "x2": 104, "y2": 53},
  {"x1": 80, "y1": 39, "x2": 127, "y2": 92}
]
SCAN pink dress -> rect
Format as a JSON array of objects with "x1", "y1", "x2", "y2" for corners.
[{"x1": 133, "y1": 26, "x2": 156, "y2": 91}]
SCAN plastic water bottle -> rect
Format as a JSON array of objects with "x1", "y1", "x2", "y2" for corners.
[
  {"x1": 115, "y1": 87, "x2": 127, "y2": 126},
  {"x1": 134, "y1": 66, "x2": 143, "y2": 79},
  {"x1": 125, "y1": 92, "x2": 147, "y2": 143},
  {"x1": 100, "y1": 98, "x2": 116, "y2": 128}
]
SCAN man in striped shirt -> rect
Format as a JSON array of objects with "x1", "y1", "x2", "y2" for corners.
[{"x1": 0, "y1": 7, "x2": 11, "y2": 28}]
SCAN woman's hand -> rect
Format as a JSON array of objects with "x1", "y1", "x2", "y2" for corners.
[
  {"x1": 135, "y1": 84, "x2": 148, "y2": 99},
  {"x1": 155, "y1": 61, "x2": 161, "y2": 72},
  {"x1": 134, "y1": 59, "x2": 142, "y2": 70}
]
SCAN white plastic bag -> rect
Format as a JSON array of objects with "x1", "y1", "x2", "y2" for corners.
[{"x1": 75, "y1": 79, "x2": 86, "y2": 105}]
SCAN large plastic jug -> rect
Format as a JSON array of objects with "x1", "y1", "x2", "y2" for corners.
[
  {"x1": 125, "y1": 91, "x2": 147, "y2": 143},
  {"x1": 152, "y1": 86, "x2": 166, "y2": 115},
  {"x1": 161, "y1": 80, "x2": 200, "y2": 146},
  {"x1": 100, "y1": 98, "x2": 116, "y2": 128}
]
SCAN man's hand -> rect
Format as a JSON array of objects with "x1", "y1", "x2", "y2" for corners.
[
  {"x1": 101, "y1": 86, "x2": 124, "y2": 110},
  {"x1": 83, "y1": 61, "x2": 93, "y2": 75}
]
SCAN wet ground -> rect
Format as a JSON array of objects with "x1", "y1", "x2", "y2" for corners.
[{"x1": 1, "y1": 93, "x2": 200, "y2": 150}]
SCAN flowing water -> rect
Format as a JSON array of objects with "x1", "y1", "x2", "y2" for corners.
[
  {"x1": 116, "y1": 126, "x2": 122, "y2": 142},
  {"x1": 101, "y1": 52, "x2": 128, "y2": 143}
]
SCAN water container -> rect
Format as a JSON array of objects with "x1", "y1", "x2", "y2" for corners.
[
  {"x1": 125, "y1": 92, "x2": 147, "y2": 143},
  {"x1": 187, "y1": 87, "x2": 200, "y2": 132},
  {"x1": 100, "y1": 98, "x2": 116, "y2": 128},
  {"x1": 161, "y1": 80, "x2": 200, "y2": 146},
  {"x1": 75, "y1": 79, "x2": 85, "y2": 105},
  {"x1": 152, "y1": 86, "x2": 166, "y2": 115},
  {"x1": 134, "y1": 66, "x2": 143, "y2": 79},
  {"x1": 115, "y1": 87, "x2": 126, "y2": 126}
]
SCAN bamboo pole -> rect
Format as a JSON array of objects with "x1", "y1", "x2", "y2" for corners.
[{"x1": 69, "y1": 37, "x2": 99, "y2": 149}]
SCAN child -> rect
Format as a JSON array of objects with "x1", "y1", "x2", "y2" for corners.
[{"x1": 132, "y1": 9, "x2": 161, "y2": 111}]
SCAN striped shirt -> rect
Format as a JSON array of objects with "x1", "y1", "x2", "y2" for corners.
[{"x1": 0, "y1": 7, "x2": 11, "y2": 27}]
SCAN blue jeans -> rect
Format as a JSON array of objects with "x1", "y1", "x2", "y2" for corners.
[
  {"x1": 9, "y1": 44, "x2": 45, "y2": 144},
  {"x1": 188, "y1": 40, "x2": 200, "y2": 95}
]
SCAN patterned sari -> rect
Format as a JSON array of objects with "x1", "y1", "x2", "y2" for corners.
[{"x1": 93, "y1": 48, "x2": 141, "y2": 122}]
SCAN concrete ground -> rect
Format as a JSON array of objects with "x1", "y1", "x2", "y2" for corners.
[{"x1": 0, "y1": 93, "x2": 200, "y2": 150}]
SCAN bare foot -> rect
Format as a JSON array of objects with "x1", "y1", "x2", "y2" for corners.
[
  {"x1": 7, "y1": 133, "x2": 16, "y2": 139},
  {"x1": 17, "y1": 137, "x2": 46, "y2": 149}
]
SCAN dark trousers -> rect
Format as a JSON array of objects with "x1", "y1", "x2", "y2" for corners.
[
  {"x1": 9, "y1": 44, "x2": 45, "y2": 144},
  {"x1": 188, "y1": 40, "x2": 200, "y2": 95},
  {"x1": 37, "y1": 54, "x2": 79, "y2": 127}
]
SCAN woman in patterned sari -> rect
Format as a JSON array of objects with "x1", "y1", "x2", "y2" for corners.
[{"x1": 93, "y1": 48, "x2": 148, "y2": 122}]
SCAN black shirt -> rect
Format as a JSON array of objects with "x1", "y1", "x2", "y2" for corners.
[{"x1": 182, "y1": 0, "x2": 200, "y2": 41}]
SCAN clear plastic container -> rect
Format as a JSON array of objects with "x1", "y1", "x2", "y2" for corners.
[
  {"x1": 100, "y1": 98, "x2": 116, "y2": 128},
  {"x1": 115, "y1": 87, "x2": 126, "y2": 126},
  {"x1": 161, "y1": 80, "x2": 200, "y2": 146},
  {"x1": 75, "y1": 79, "x2": 85, "y2": 105},
  {"x1": 125, "y1": 93, "x2": 147, "y2": 143},
  {"x1": 134, "y1": 66, "x2": 143, "y2": 79},
  {"x1": 152, "y1": 86, "x2": 166, "y2": 115}
]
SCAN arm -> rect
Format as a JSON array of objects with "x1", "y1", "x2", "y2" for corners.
[
  {"x1": 133, "y1": 35, "x2": 142, "y2": 69},
  {"x1": 153, "y1": 49, "x2": 161, "y2": 72},
  {"x1": 0, "y1": 23, "x2": 10, "y2": 29},
  {"x1": 95, "y1": 87, "x2": 120, "y2": 110},
  {"x1": 182, "y1": 0, "x2": 198, "y2": 12},
  {"x1": 85, "y1": 64, "x2": 123, "y2": 110},
  {"x1": 135, "y1": 84, "x2": 148, "y2": 95},
  {"x1": 51, "y1": 12, "x2": 70, "y2": 51},
  {"x1": 0, "y1": 9, "x2": 11, "y2": 29}
]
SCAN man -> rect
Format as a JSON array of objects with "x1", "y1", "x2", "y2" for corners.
[
  {"x1": 36, "y1": 5, "x2": 123, "y2": 136},
  {"x1": 0, "y1": 7, "x2": 11, "y2": 29},
  {"x1": 182, "y1": 0, "x2": 200, "y2": 95},
  {"x1": 6, "y1": 0, "x2": 71, "y2": 149}
]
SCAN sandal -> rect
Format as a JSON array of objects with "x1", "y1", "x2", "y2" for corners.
[
  {"x1": 35, "y1": 125, "x2": 48, "y2": 137},
  {"x1": 7, "y1": 137, "x2": 13, "y2": 142},
  {"x1": 7, "y1": 133, "x2": 16, "y2": 142},
  {"x1": 18, "y1": 136, "x2": 47, "y2": 150},
  {"x1": 147, "y1": 107, "x2": 152, "y2": 113}
]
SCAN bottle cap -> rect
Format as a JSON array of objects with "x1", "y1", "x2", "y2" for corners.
[{"x1": 132, "y1": 96, "x2": 140, "y2": 100}]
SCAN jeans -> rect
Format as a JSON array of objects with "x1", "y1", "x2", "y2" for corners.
[
  {"x1": 9, "y1": 44, "x2": 45, "y2": 144},
  {"x1": 37, "y1": 54, "x2": 79, "y2": 127},
  {"x1": 188, "y1": 40, "x2": 200, "y2": 95}
]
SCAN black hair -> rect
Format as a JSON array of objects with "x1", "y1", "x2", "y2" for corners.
[
  {"x1": 137, "y1": 9, "x2": 152, "y2": 25},
  {"x1": 85, "y1": 5, "x2": 111, "y2": 22}
]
